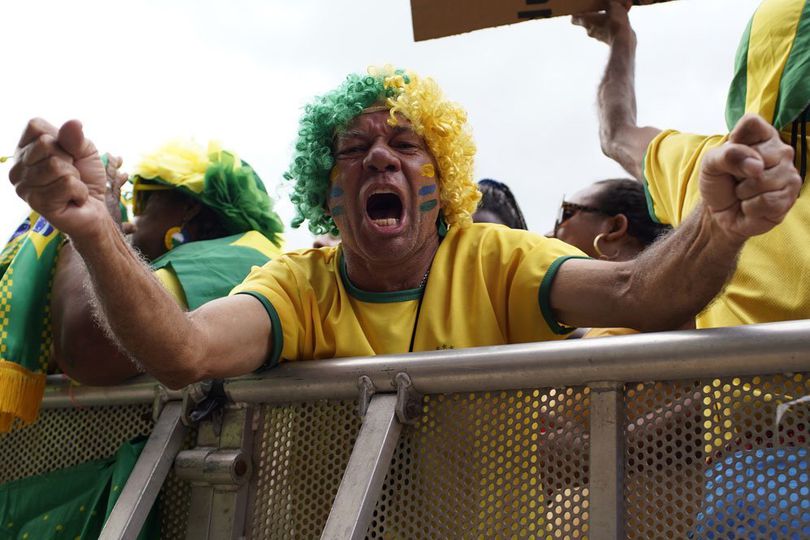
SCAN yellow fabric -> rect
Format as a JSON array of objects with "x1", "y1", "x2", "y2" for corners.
[
  {"x1": 744, "y1": 0, "x2": 805, "y2": 123},
  {"x1": 583, "y1": 327, "x2": 637, "y2": 339},
  {"x1": 133, "y1": 140, "x2": 229, "y2": 194},
  {"x1": 153, "y1": 268, "x2": 188, "y2": 309},
  {"x1": 643, "y1": 129, "x2": 810, "y2": 327},
  {"x1": 0, "y1": 360, "x2": 45, "y2": 431},
  {"x1": 231, "y1": 224, "x2": 585, "y2": 362},
  {"x1": 230, "y1": 230, "x2": 283, "y2": 259}
]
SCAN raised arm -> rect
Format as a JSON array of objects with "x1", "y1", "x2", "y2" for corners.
[
  {"x1": 550, "y1": 114, "x2": 800, "y2": 331},
  {"x1": 10, "y1": 119, "x2": 272, "y2": 389},
  {"x1": 573, "y1": 0, "x2": 661, "y2": 180}
]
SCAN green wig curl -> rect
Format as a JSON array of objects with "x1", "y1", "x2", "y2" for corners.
[{"x1": 284, "y1": 66, "x2": 481, "y2": 236}]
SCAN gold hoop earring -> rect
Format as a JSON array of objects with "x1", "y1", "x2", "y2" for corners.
[
  {"x1": 593, "y1": 233, "x2": 619, "y2": 260},
  {"x1": 163, "y1": 226, "x2": 186, "y2": 251}
]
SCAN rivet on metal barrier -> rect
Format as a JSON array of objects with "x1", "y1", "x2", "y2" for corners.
[
  {"x1": 357, "y1": 375, "x2": 376, "y2": 418},
  {"x1": 395, "y1": 372, "x2": 424, "y2": 424}
]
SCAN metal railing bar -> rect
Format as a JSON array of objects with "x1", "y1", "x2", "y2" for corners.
[
  {"x1": 588, "y1": 382, "x2": 625, "y2": 540},
  {"x1": 98, "y1": 401, "x2": 187, "y2": 540},
  {"x1": 41, "y1": 375, "x2": 181, "y2": 409},
  {"x1": 321, "y1": 394, "x2": 402, "y2": 540},
  {"x1": 225, "y1": 320, "x2": 810, "y2": 404},
  {"x1": 39, "y1": 320, "x2": 810, "y2": 407}
]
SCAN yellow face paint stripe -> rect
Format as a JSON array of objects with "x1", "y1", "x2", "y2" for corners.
[{"x1": 745, "y1": 0, "x2": 805, "y2": 124}]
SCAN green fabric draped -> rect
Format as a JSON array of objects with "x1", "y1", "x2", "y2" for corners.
[{"x1": 0, "y1": 439, "x2": 159, "y2": 540}]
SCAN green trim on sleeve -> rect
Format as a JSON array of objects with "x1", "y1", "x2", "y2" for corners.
[
  {"x1": 538, "y1": 255, "x2": 590, "y2": 336},
  {"x1": 339, "y1": 252, "x2": 424, "y2": 303},
  {"x1": 236, "y1": 291, "x2": 284, "y2": 371},
  {"x1": 640, "y1": 147, "x2": 662, "y2": 225}
]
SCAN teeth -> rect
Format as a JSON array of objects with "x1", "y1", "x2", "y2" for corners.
[{"x1": 372, "y1": 218, "x2": 400, "y2": 227}]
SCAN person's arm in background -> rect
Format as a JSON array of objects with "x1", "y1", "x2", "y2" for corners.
[
  {"x1": 573, "y1": 0, "x2": 661, "y2": 180},
  {"x1": 50, "y1": 155, "x2": 148, "y2": 385},
  {"x1": 550, "y1": 115, "x2": 801, "y2": 331},
  {"x1": 11, "y1": 119, "x2": 272, "y2": 389}
]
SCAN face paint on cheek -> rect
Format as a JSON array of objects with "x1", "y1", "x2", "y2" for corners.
[
  {"x1": 330, "y1": 186, "x2": 344, "y2": 199},
  {"x1": 331, "y1": 205, "x2": 346, "y2": 217},
  {"x1": 418, "y1": 184, "x2": 437, "y2": 196},
  {"x1": 419, "y1": 200, "x2": 438, "y2": 213},
  {"x1": 420, "y1": 163, "x2": 435, "y2": 178}
]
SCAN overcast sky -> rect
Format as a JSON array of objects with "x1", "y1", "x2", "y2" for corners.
[{"x1": 0, "y1": 0, "x2": 760, "y2": 248}]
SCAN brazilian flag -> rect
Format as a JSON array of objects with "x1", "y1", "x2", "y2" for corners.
[{"x1": 0, "y1": 212, "x2": 62, "y2": 432}]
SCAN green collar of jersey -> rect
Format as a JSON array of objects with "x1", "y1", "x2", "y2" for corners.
[{"x1": 339, "y1": 251, "x2": 425, "y2": 303}]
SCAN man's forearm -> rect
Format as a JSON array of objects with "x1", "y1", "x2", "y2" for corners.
[
  {"x1": 70, "y1": 215, "x2": 206, "y2": 388},
  {"x1": 622, "y1": 205, "x2": 744, "y2": 331}
]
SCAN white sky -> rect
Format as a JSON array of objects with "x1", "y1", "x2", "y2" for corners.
[{"x1": 0, "y1": 0, "x2": 760, "y2": 249}]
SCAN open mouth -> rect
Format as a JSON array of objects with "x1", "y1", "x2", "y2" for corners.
[{"x1": 366, "y1": 193, "x2": 403, "y2": 227}]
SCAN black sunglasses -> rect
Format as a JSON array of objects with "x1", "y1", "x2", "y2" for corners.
[{"x1": 553, "y1": 198, "x2": 610, "y2": 237}]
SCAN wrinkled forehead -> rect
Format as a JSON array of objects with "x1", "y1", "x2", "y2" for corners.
[{"x1": 334, "y1": 109, "x2": 417, "y2": 143}]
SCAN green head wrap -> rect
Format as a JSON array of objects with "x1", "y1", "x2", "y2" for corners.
[{"x1": 131, "y1": 140, "x2": 284, "y2": 246}]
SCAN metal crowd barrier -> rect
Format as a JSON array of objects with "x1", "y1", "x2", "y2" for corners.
[{"x1": 1, "y1": 319, "x2": 808, "y2": 539}]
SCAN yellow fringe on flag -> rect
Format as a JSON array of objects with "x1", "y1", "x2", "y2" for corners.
[{"x1": 0, "y1": 359, "x2": 46, "y2": 432}]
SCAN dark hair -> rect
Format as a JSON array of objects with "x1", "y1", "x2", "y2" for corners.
[
  {"x1": 476, "y1": 179, "x2": 528, "y2": 230},
  {"x1": 593, "y1": 179, "x2": 671, "y2": 246},
  {"x1": 168, "y1": 190, "x2": 230, "y2": 242}
]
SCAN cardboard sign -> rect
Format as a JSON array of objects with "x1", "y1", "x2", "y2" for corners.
[{"x1": 410, "y1": 0, "x2": 677, "y2": 41}]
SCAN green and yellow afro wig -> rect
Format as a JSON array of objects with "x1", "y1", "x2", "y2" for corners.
[
  {"x1": 131, "y1": 140, "x2": 284, "y2": 246},
  {"x1": 285, "y1": 65, "x2": 481, "y2": 236}
]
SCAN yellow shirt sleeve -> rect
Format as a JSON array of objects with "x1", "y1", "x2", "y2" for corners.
[
  {"x1": 643, "y1": 130, "x2": 727, "y2": 226},
  {"x1": 153, "y1": 268, "x2": 188, "y2": 309},
  {"x1": 231, "y1": 250, "x2": 329, "y2": 368}
]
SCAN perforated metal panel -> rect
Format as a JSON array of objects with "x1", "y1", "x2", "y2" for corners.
[
  {"x1": 246, "y1": 389, "x2": 590, "y2": 539},
  {"x1": 159, "y1": 426, "x2": 197, "y2": 540},
  {"x1": 0, "y1": 404, "x2": 153, "y2": 483},
  {"x1": 624, "y1": 374, "x2": 810, "y2": 539},
  {"x1": 367, "y1": 388, "x2": 590, "y2": 539},
  {"x1": 248, "y1": 400, "x2": 362, "y2": 539}
]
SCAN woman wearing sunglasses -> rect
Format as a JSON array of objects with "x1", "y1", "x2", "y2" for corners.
[
  {"x1": 553, "y1": 178, "x2": 673, "y2": 338},
  {"x1": 553, "y1": 178, "x2": 670, "y2": 260}
]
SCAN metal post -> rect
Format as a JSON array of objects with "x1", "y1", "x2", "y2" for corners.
[
  {"x1": 99, "y1": 401, "x2": 187, "y2": 540},
  {"x1": 178, "y1": 405, "x2": 255, "y2": 540},
  {"x1": 321, "y1": 394, "x2": 401, "y2": 540},
  {"x1": 588, "y1": 382, "x2": 625, "y2": 540}
]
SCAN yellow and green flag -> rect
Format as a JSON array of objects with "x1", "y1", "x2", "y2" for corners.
[{"x1": 0, "y1": 212, "x2": 63, "y2": 432}]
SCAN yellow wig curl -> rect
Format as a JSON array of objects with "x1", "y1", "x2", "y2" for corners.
[{"x1": 376, "y1": 66, "x2": 481, "y2": 229}]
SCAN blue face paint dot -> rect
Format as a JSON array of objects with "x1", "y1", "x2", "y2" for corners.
[
  {"x1": 330, "y1": 187, "x2": 344, "y2": 198},
  {"x1": 418, "y1": 184, "x2": 437, "y2": 196},
  {"x1": 331, "y1": 206, "x2": 345, "y2": 217}
]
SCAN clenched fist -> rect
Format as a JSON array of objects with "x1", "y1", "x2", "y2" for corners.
[
  {"x1": 9, "y1": 119, "x2": 109, "y2": 239},
  {"x1": 700, "y1": 114, "x2": 802, "y2": 240}
]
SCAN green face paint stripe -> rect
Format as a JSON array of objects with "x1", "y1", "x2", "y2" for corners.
[
  {"x1": 331, "y1": 206, "x2": 345, "y2": 216},
  {"x1": 726, "y1": 15, "x2": 754, "y2": 130},
  {"x1": 330, "y1": 186, "x2": 344, "y2": 198},
  {"x1": 419, "y1": 200, "x2": 438, "y2": 212},
  {"x1": 775, "y1": 2, "x2": 810, "y2": 130},
  {"x1": 418, "y1": 184, "x2": 437, "y2": 196}
]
